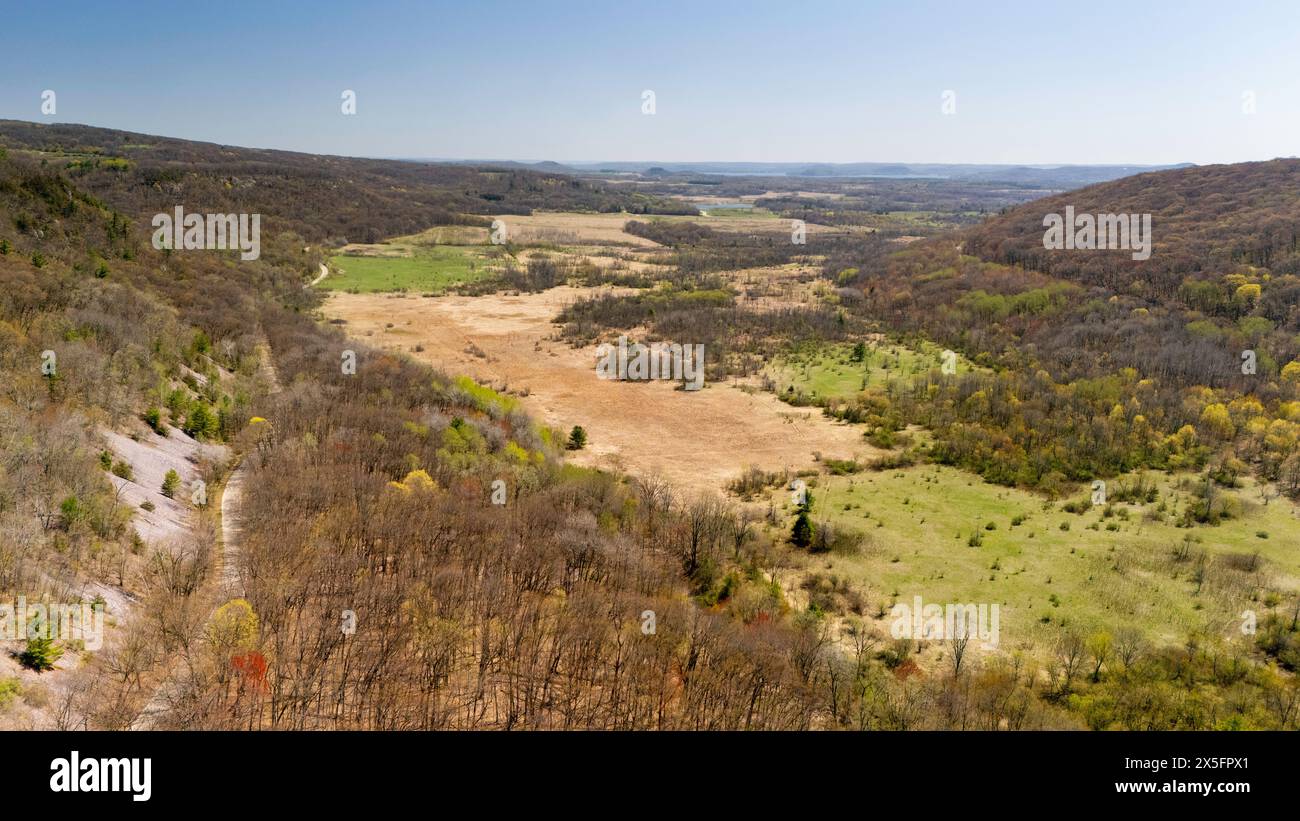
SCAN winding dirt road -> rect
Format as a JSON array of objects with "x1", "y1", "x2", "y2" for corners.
[{"x1": 308, "y1": 263, "x2": 329, "y2": 287}]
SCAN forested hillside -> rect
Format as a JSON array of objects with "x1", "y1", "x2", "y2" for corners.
[
  {"x1": 0, "y1": 120, "x2": 694, "y2": 247},
  {"x1": 966, "y1": 159, "x2": 1300, "y2": 295},
  {"x1": 818, "y1": 161, "x2": 1300, "y2": 499}
]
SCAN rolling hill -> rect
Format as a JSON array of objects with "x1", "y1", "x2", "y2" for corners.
[{"x1": 964, "y1": 158, "x2": 1300, "y2": 298}]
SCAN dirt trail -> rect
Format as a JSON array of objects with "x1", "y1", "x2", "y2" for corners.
[
  {"x1": 325, "y1": 287, "x2": 873, "y2": 496},
  {"x1": 308, "y1": 262, "x2": 328, "y2": 287},
  {"x1": 217, "y1": 465, "x2": 246, "y2": 597},
  {"x1": 130, "y1": 345, "x2": 275, "y2": 730},
  {"x1": 128, "y1": 457, "x2": 248, "y2": 729}
]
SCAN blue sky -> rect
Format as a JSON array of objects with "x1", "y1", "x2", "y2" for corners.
[{"x1": 1, "y1": 0, "x2": 1297, "y2": 164}]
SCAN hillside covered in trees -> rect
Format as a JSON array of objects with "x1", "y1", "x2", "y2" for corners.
[
  {"x1": 0, "y1": 119, "x2": 695, "y2": 248},
  {"x1": 965, "y1": 159, "x2": 1300, "y2": 295},
  {"x1": 811, "y1": 160, "x2": 1300, "y2": 499}
]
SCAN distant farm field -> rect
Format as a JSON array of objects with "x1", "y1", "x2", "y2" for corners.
[
  {"x1": 697, "y1": 206, "x2": 779, "y2": 219},
  {"x1": 323, "y1": 245, "x2": 497, "y2": 293}
]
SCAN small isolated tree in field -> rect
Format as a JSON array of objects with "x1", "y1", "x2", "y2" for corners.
[
  {"x1": 791, "y1": 508, "x2": 814, "y2": 549},
  {"x1": 566, "y1": 426, "x2": 587, "y2": 450},
  {"x1": 790, "y1": 486, "x2": 815, "y2": 549},
  {"x1": 161, "y1": 469, "x2": 180, "y2": 498},
  {"x1": 949, "y1": 630, "x2": 971, "y2": 676},
  {"x1": 20, "y1": 636, "x2": 63, "y2": 672}
]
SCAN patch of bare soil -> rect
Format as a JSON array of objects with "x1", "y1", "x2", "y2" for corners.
[{"x1": 101, "y1": 427, "x2": 227, "y2": 548}]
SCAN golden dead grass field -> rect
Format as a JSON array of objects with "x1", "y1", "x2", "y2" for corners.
[
  {"x1": 492, "y1": 212, "x2": 663, "y2": 246},
  {"x1": 322, "y1": 286, "x2": 872, "y2": 496}
]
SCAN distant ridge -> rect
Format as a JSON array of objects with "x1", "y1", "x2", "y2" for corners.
[
  {"x1": 551, "y1": 160, "x2": 1192, "y2": 186},
  {"x1": 397, "y1": 158, "x2": 1190, "y2": 186}
]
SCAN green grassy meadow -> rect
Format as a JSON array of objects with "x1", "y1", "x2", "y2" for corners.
[
  {"x1": 774, "y1": 465, "x2": 1299, "y2": 652},
  {"x1": 767, "y1": 340, "x2": 972, "y2": 402},
  {"x1": 322, "y1": 245, "x2": 496, "y2": 293}
]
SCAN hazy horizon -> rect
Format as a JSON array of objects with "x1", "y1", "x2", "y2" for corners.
[
  {"x1": 0, "y1": 117, "x2": 1213, "y2": 169},
  {"x1": 391, "y1": 157, "x2": 1194, "y2": 168}
]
